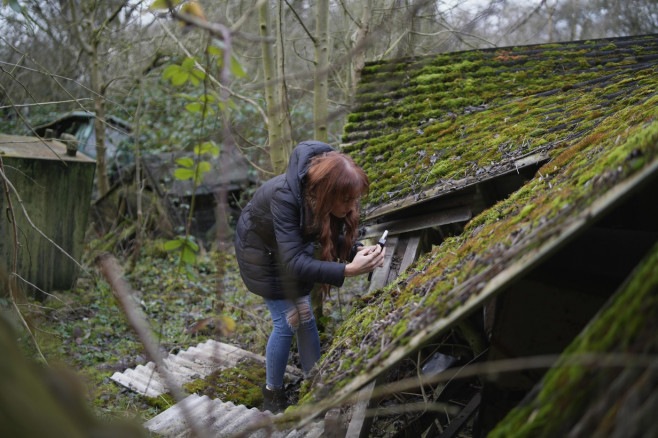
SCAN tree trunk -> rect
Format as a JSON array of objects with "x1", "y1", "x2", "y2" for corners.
[
  {"x1": 313, "y1": 0, "x2": 329, "y2": 142},
  {"x1": 90, "y1": 44, "x2": 110, "y2": 196},
  {"x1": 259, "y1": 1, "x2": 290, "y2": 174},
  {"x1": 275, "y1": 0, "x2": 294, "y2": 158},
  {"x1": 351, "y1": 0, "x2": 373, "y2": 102}
]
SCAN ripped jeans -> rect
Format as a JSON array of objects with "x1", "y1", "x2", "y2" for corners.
[{"x1": 263, "y1": 295, "x2": 321, "y2": 389}]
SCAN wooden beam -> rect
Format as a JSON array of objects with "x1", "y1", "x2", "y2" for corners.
[{"x1": 362, "y1": 207, "x2": 471, "y2": 240}]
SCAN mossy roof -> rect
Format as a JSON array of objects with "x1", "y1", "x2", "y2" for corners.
[
  {"x1": 296, "y1": 34, "x2": 658, "y2": 416},
  {"x1": 342, "y1": 34, "x2": 658, "y2": 220},
  {"x1": 488, "y1": 242, "x2": 658, "y2": 438}
]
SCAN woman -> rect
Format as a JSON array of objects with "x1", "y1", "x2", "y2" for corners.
[{"x1": 234, "y1": 140, "x2": 385, "y2": 412}]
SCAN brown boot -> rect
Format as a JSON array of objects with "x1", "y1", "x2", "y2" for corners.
[{"x1": 262, "y1": 385, "x2": 288, "y2": 413}]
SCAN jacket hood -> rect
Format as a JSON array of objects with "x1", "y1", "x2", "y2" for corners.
[{"x1": 285, "y1": 141, "x2": 335, "y2": 201}]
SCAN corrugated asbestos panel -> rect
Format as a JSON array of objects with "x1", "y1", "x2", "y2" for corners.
[
  {"x1": 111, "y1": 339, "x2": 303, "y2": 398},
  {"x1": 144, "y1": 394, "x2": 324, "y2": 438}
]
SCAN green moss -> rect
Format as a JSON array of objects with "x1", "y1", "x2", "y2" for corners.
[
  {"x1": 489, "y1": 242, "x2": 658, "y2": 438},
  {"x1": 181, "y1": 357, "x2": 267, "y2": 408}
]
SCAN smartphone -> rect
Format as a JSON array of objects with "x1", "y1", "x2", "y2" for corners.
[{"x1": 377, "y1": 230, "x2": 388, "y2": 248}]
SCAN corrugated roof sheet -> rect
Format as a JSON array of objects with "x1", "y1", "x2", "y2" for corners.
[
  {"x1": 111, "y1": 339, "x2": 302, "y2": 398},
  {"x1": 144, "y1": 394, "x2": 324, "y2": 437}
]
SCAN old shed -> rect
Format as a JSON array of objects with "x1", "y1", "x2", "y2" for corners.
[
  {"x1": 0, "y1": 134, "x2": 95, "y2": 298},
  {"x1": 295, "y1": 33, "x2": 658, "y2": 437}
]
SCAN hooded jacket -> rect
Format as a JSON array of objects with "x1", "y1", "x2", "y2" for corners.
[{"x1": 234, "y1": 141, "x2": 347, "y2": 300}]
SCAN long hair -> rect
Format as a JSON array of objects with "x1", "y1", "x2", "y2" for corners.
[{"x1": 305, "y1": 151, "x2": 369, "y2": 297}]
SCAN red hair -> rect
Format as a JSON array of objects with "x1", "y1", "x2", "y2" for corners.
[{"x1": 305, "y1": 151, "x2": 369, "y2": 295}]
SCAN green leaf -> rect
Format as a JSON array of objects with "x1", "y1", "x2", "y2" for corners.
[
  {"x1": 181, "y1": 246, "x2": 196, "y2": 264},
  {"x1": 185, "y1": 102, "x2": 202, "y2": 113},
  {"x1": 207, "y1": 45, "x2": 222, "y2": 57},
  {"x1": 175, "y1": 157, "x2": 194, "y2": 168},
  {"x1": 197, "y1": 161, "x2": 211, "y2": 173},
  {"x1": 162, "y1": 64, "x2": 180, "y2": 80},
  {"x1": 230, "y1": 56, "x2": 247, "y2": 78},
  {"x1": 181, "y1": 57, "x2": 196, "y2": 70},
  {"x1": 171, "y1": 71, "x2": 189, "y2": 86},
  {"x1": 174, "y1": 93, "x2": 197, "y2": 101},
  {"x1": 200, "y1": 93, "x2": 215, "y2": 103},
  {"x1": 150, "y1": 0, "x2": 181, "y2": 9},
  {"x1": 185, "y1": 238, "x2": 200, "y2": 252},
  {"x1": 174, "y1": 168, "x2": 195, "y2": 180},
  {"x1": 194, "y1": 141, "x2": 219, "y2": 156},
  {"x1": 163, "y1": 239, "x2": 183, "y2": 250}
]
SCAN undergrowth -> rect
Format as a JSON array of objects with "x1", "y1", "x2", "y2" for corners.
[{"x1": 4, "y1": 233, "x2": 365, "y2": 427}]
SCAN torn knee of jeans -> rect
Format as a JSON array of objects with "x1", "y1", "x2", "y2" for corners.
[
  {"x1": 285, "y1": 300, "x2": 314, "y2": 330},
  {"x1": 296, "y1": 300, "x2": 314, "y2": 324},
  {"x1": 285, "y1": 308, "x2": 300, "y2": 330}
]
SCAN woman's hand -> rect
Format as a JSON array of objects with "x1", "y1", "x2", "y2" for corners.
[{"x1": 344, "y1": 245, "x2": 386, "y2": 277}]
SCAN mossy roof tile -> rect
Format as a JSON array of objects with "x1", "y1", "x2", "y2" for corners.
[
  {"x1": 298, "y1": 34, "x2": 658, "y2": 414},
  {"x1": 341, "y1": 34, "x2": 658, "y2": 220},
  {"x1": 488, "y1": 242, "x2": 658, "y2": 438}
]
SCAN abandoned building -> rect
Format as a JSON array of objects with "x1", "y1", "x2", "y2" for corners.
[{"x1": 110, "y1": 33, "x2": 658, "y2": 437}]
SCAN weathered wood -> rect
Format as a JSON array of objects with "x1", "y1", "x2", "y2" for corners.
[
  {"x1": 368, "y1": 236, "x2": 398, "y2": 292},
  {"x1": 399, "y1": 234, "x2": 421, "y2": 273},
  {"x1": 438, "y1": 392, "x2": 481, "y2": 438},
  {"x1": 362, "y1": 207, "x2": 471, "y2": 239},
  {"x1": 0, "y1": 135, "x2": 95, "y2": 297},
  {"x1": 344, "y1": 380, "x2": 377, "y2": 438}
]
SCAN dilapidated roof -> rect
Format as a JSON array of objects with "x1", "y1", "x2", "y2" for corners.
[
  {"x1": 294, "y1": 33, "x2": 658, "y2": 434},
  {"x1": 342, "y1": 34, "x2": 658, "y2": 221},
  {"x1": 488, "y1": 242, "x2": 658, "y2": 438}
]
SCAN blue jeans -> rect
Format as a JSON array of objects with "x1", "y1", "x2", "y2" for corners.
[{"x1": 263, "y1": 295, "x2": 321, "y2": 389}]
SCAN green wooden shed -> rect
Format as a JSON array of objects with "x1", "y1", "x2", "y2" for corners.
[{"x1": 0, "y1": 134, "x2": 96, "y2": 298}]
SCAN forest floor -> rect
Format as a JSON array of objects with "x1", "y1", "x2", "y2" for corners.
[{"x1": 8, "y1": 234, "x2": 367, "y2": 429}]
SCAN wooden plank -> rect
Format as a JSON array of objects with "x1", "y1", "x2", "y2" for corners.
[
  {"x1": 399, "y1": 235, "x2": 421, "y2": 273},
  {"x1": 368, "y1": 236, "x2": 398, "y2": 292},
  {"x1": 344, "y1": 380, "x2": 377, "y2": 438},
  {"x1": 438, "y1": 392, "x2": 481, "y2": 438},
  {"x1": 362, "y1": 207, "x2": 471, "y2": 240}
]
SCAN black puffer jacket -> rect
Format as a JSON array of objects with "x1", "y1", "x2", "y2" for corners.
[{"x1": 234, "y1": 141, "x2": 347, "y2": 300}]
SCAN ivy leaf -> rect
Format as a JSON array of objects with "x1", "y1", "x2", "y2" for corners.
[
  {"x1": 175, "y1": 157, "x2": 194, "y2": 168},
  {"x1": 174, "y1": 168, "x2": 195, "y2": 180}
]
